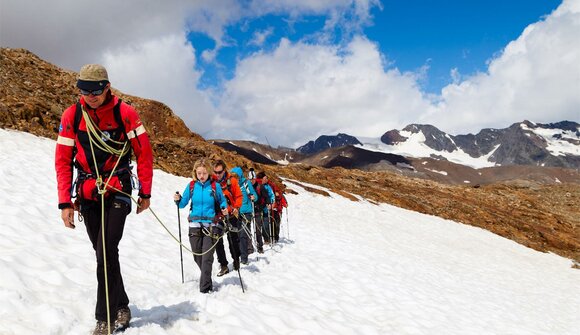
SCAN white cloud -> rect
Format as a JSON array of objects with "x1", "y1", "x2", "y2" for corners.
[
  {"x1": 215, "y1": 37, "x2": 434, "y2": 147},
  {"x1": 102, "y1": 35, "x2": 217, "y2": 138},
  {"x1": 1, "y1": 0, "x2": 578, "y2": 148},
  {"x1": 0, "y1": 0, "x2": 199, "y2": 71},
  {"x1": 249, "y1": 28, "x2": 275, "y2": 46},
  {"x1": 429, "y1": 0, "x2": 580, "y2": 135}
]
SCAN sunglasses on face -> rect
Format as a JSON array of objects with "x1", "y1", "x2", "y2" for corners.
[
  {"x1": 80, "y1": 88, "x2": 106, "y2": 96},
  {"x1": 215, "y1": 169, "x2": 225, "y2": 174}
]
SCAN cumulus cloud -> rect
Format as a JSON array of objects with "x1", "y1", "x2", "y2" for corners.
[
  {"x1": 0, "y1": 0, "x2": 200, "y2": 71},
  {"x1": 215, "y1": 37, "x2": 433, "y2": 147},
  {"x1": 429, "y1": 0, "x2": 580, "y2": 134},
  {"x1": 1, "y1": 0, "x2": 578, "y2": 148},
  {"x1": 101, "y1": 35, "x2": 217, "y2": 137}
]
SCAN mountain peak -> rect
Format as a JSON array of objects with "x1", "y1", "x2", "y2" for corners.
[{"x1": 296, "y1": 133, "x2": 361, "y2": 154}]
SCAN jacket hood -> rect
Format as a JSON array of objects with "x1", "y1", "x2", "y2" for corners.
[{"x1": 230, "y1": 167, "x2": 245, "y2": 182}]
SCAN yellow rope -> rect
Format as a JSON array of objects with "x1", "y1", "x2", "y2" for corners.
[
  {"x1": 108, "y1": 185, "x2": 224, "y2": 256},
  {"x1": 82, "y1": 105, "x2": 222, "y2": 333},
  {"x1": 83, "y1": 105, "x2": 129, "y2": 335}
]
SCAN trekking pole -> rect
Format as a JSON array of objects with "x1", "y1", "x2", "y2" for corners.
[
  {"x1": 226, "y1": 215, "x2": 245, "y2": 293},
  {"x1": 268, "y1": 207, "x2": 274, "y2": 247},
  {"x1": 175, "y1": 192, "x2": 184, "y2": 284},
  {"x1": 250, "y1": 201, "x2": 257, "y2": 251}
]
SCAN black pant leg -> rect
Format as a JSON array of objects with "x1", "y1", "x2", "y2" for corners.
[
  {"x1": 215, "y1": 237, "x2": 228, "y2": 266},
  {"x1": 200, "y1": 235, "x2": 215, "y2": 292},
  {"x1": 189, "y1": 227, "x2": 203, "y2": 270},
  {"x1": 254, "y1": 212, "x2": 264, "y2": 248},
  {"x1": 227, "y1": 217, "x2": 240, "y2": 262},
  {"x1": 82, "y1": 198, "x2": 129, "y2": 322}
]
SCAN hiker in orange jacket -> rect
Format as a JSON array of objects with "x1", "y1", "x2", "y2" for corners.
[{"x1": 211, "y1": 160, "x2": 243, "y2": 276}]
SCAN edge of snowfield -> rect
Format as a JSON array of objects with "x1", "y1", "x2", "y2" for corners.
[{"x1": 0, "y1": 129, "x2": 578, "y2": 335}]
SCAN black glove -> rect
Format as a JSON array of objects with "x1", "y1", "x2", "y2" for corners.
[{"x1": 210, "y1": 223, "x2": 224, "y2": 238}]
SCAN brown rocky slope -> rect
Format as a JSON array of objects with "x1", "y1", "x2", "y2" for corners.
[{"x1": 1, "y1": 48, "x2": 578, "y2": 264}]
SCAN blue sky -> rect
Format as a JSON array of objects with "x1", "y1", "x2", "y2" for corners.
[
  {"x1": 2, "y1": 0, "x2": 578, "y2": 147},
  {"x1": 190, "y1": 0, "x2": 562, "y2": 94}
]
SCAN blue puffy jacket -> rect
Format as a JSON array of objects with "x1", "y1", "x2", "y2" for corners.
[
  {"x1": 262, "y1": 183, "x2": 275, "y2": 215},
  {"x1": 177, "y1": 179, "x2": 227, "y2": 227},
  {"x1": 231, "y1": 167, "x2": 257, "y2": 214}
]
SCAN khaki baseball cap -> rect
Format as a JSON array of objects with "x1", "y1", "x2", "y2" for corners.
[{"x1": 77, "y1": 64, "x2": 109, "y2": 91}]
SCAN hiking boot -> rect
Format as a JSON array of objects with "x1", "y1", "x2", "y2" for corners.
[
  {"x1": 115, "y1": 307, "x2": 131, "y2": 330},
  {"x1": 92, "y1": 320, "x2": 110, "y2": 335},
  {"x1": 241, "y1": 260, "x2": 248, "y2": 265},
  {"x1": 233, "y1": 259, "x2": 240, "y2": 271},
  {"x1": 217, "y1": 265, "x2": 229, "y2": 277},
  {"x1": 258, "y1": 247, "x2": 264, "y2": 254}
]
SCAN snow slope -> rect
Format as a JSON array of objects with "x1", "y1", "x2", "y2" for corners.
[{"x1": 0, "y1": 129, "x2": 578, "y2": 335}]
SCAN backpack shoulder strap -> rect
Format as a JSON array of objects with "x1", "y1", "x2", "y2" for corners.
[
  {"x1": 113, "y1": 99, "x2": 126, "y2": 136},
  {"x1": 189, "y1": 180, "x2": 195, "y2": 196},
  {"x1": 73, "y1": 102, "x2": 82, "y2": 134}
]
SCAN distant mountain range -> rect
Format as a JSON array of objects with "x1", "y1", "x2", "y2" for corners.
[
  {"x1": 214, "y1": 120, "x2": 579, "y2": 185},
  {"x1": 302, "y1": 120, "x2": 580, "y2": 170}
]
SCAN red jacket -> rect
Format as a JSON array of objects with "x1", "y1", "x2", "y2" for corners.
[
  {"x1": 267, "y1": 181, "x2": 287, "y2": 212},
  {"x1": 55, "y1": 95, "x2": 153, "y2": 208},
  {"x1": 212, "y1": 172, "x2": 243, "y2": 214}
]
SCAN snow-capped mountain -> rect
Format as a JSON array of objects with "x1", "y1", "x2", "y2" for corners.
[
  {"x1": 361, "y1": 120, "x2": 580, "y2": 169},
  {"x1": 296, "y1": 133, "x2": 362, "y2": 154}
]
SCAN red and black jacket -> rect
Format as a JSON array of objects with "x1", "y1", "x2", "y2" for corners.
[{"x1": 55, "y1": 94, "x2": 153, "y2": 208}]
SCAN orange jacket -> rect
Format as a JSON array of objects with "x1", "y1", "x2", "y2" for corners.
[{"x1": 212, "y1": 172, "x2": 243, "y2": 214}]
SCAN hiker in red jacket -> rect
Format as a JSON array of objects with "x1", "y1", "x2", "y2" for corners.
[
  {"x1": 271, "y1": 186, "x2": 288, "y2": 242},
  {"x1": 55, "y1": 64, "x2": 153, "y2": 335}
]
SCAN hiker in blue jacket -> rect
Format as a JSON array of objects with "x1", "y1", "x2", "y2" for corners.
[
  {"x1": 174, "y1": 158, "x2": 228, "y2": 293},
  {"x1": 254, "y1": 171, "x2": 275, "y2": 246},
  {"x1": 231, "y1": 166, "x2": 258, "y2": 264}
]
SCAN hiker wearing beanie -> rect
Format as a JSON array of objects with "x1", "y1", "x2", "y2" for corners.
[
  {"x1": 174, "y1": 158, "x2": 228, "y2": 293},
  {"x1": 253, "y1": 171, "x2": 275, "y2": 249},
  {"x1": 211, "y1": 160, "x2": 243, "y2": 276},
  {"x1": 55, "y1": 64, "x2": 153, "y2": 334},
  {"x1": 230, "y1": 166, "x2": 258, "y2": 264}
]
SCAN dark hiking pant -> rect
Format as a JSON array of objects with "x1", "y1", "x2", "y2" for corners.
[
  {"x1": 254, "y1": 211, "x2": 267, "y2": 248},
  {"x1": 81, "y1": 196, "x2": 130, "y2": 322},
  {"x1": 272, "y1": 210, "x2": 281, "y2": 242},
  {"x1": 258, "y1": 211, "x2": 271, "y2": 243},
  {"x1": 238, "y1": 212, "x2": 253, "y2": 262},
  {"x1": 189, "y1": 227, "x2": 215, "y2": 293},
  {"x1": 215, "y1": 216, "x2": 241, "y2": 267}
]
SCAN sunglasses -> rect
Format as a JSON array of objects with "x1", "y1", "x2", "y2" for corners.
[
  {"x1": 214, "y1": 169, "x2": 225, "y2": 174},
  {"x1": 80, "y1": 88, "x2": 106, "y2": 96}
]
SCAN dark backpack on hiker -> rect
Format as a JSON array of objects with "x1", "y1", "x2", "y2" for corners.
[{"x1": 253, "y1": 182, "x2": 272, "y2": 210}]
